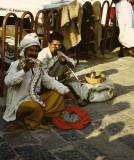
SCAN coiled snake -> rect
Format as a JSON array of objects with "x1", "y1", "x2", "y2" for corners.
[{"x1": 17, "y1": 58, "x2": 45, "y2": 109}]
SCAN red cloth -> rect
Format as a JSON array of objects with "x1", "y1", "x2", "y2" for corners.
[
  {"x1": 109, "y1": 7, "x2": 116, "y2": 20},
  {"x1": 52, "y1": 106, "x2": 91, "y2": 130}
]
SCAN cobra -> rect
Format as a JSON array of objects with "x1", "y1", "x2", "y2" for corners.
[{"x1": 17, "y1": 58, "x2": 45, "y2": 109}]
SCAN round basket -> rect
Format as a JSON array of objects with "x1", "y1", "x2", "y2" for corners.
[{"x1": 85, "y1": 72, "x2": 106, "y2": 85}]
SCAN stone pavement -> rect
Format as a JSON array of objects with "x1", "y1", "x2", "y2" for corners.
[{"x1": 0, "y1": 53, "x2": 134, "y2": 160}]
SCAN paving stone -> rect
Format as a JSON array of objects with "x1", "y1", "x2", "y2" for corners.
[
  {"x1": 107, "y1": 101, "x2": 130, "y2": 115},
  {"x1": 81, "y1": 120, "x2": 101, "y2": 135},
  {"x1": 15, "y1": 145, "x2": 57, "y2": 160},
  {"x1": 4, "y1": 130, "x2": 39, "y2": 147},
  {"x1": 0, "y1": 137, "x2": 5, "y2": 143},
  {"x1": 84, "y1": 102, "x2": 113, "y2": 121},
  {"x1": 31, "y1": 129, "x2": 68, "y2": 150},
  {"x1": 55, "y1": 149, "x2": 89, "y2": 160},
  {"x1": 58, "y1": 130, "x2": 84, "y2": 141},
  {"x1": 118, "y1": 134, "x2": 134, "y2": 150},
  {"x1": 105, "y1": 122, "x2": 125, "y2": 135},
  {"x1": 0, "y1": 106, "x2": 5, "y2": 114},
  {"x1": 0, "y1": 118, "x2": 6, "y2": 129},
  {"x1": 114, "y1": 84, "x2": 134, "y2": 96},
  {"x1": 0, "y1": 118, "x2": 25, "y2": 133},
  {"x1": 103, "y1": 69, "x2": 118, "y2": 76},
  {"x1": 81, "y1": 131, "x2": 134, "y2": 160},
  {"x1": 0, "y1": 143, "x2": 18, "y2": 160},
  {"x1": 74, "y1": 141, "x2": 109, "y2": 160}
]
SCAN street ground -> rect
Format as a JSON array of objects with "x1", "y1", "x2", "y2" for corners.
[{"x1": 0, "y1": 51, "x2": 134, "y2": 160}]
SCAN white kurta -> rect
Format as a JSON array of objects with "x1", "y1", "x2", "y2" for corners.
[
  {"x1": 37, "y1": 47, "x2": 75, "y2": 72},
  {"x1": 37, "y1": 47, "x2": 56, "y2": 71},
  {"x1": 116, "y1": 0, "x2": 134, "y2": 48},
  {"x1": 3, "y1": 60, "x2": 70, "y2": 122}
]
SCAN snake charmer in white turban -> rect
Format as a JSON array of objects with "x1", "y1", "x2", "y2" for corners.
[{"x1": 19, "y1": 33, "x2": 41, "y2": 57}]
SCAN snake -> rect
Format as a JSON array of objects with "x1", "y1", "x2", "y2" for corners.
[{"x1": 17, "y1": 58, "x2": 45, "y2": 109}]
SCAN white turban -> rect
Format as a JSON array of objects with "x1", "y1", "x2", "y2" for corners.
[{"x1": 19, "y1": 33, "x2": 41, "y2": 57}]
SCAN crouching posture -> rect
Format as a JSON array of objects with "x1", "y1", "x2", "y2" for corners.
[
  {"x1": 3, "y1": 33, "x2": 75, "y2": 129},
  {"x1": 37, "y1": 32, "x2": 75, "y2": 80}
]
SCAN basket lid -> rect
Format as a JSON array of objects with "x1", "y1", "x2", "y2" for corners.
[{"x1": 85, "y1": 71, "x2": 106, "y2": 85}]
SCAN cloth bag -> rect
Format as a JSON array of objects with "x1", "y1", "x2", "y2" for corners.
[{"x1": 68, "y1": 77, "x2": 115, "y2": 102}]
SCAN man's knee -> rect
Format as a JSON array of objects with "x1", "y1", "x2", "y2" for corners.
[{"x1": 17, "y1": 101, "x2": 42, "y2": 116}]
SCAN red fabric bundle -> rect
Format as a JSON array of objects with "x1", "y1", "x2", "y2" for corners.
[{"x1": 52, "y1": 106, "x2": 91, "y2": 130}]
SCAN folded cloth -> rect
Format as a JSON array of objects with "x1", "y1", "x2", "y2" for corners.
[{"x1": 62, "y1": 111, "x2": 80, "y2": 122}]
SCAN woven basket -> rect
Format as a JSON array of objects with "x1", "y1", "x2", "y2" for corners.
[{"x1": 85, "y1": 72, "x2": 106, "y2": 85}]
